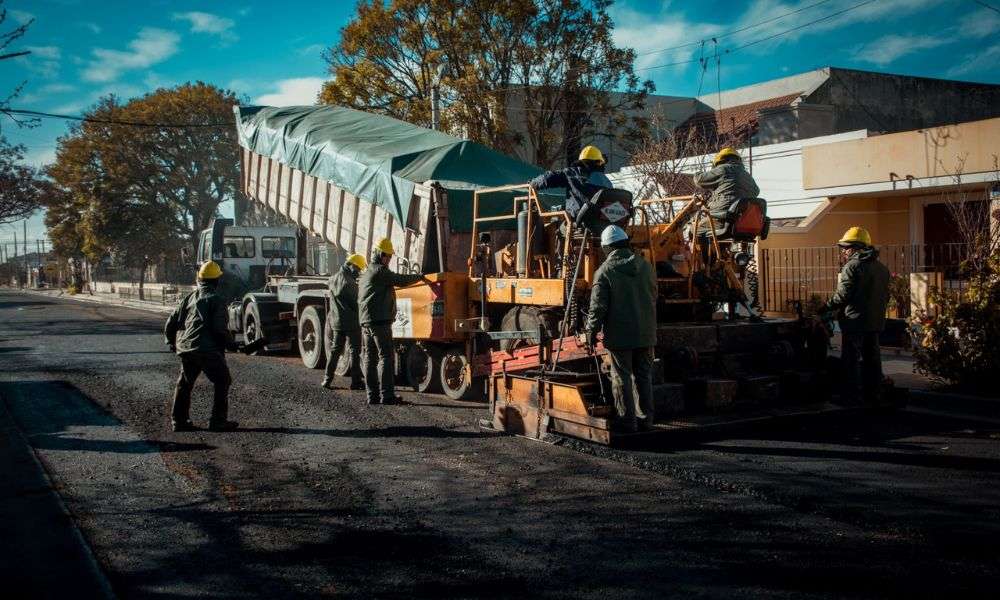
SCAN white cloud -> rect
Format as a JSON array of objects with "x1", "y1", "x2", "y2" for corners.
[
  {"x1": 10, "y1": 9, "x2": 34, "y2": 24},
  {"x1": 18, "y1": 83, "x2": 76, "y2": 104},
  {"x1": 730, "y1": 0, "x2": 942, "y2": 48},
  {"x1": 610, "y1": 4, "x2": 722, "y2": 75},
  {"x1": 24, "y1": 147, "x2": 57, "y2": 169},
  {"x1": 50, "y1": 83, "x2": 144, "y2": 115},
  {"x1": 18, "y1": 46, "x2": 61, "y2": 78},
  {"x1": 298, "y1": 43, "x2": 326, "y2": 58},
  {"x1": 79, "y1": 21, "x2": 102, "y2": 34},
  {"x1": 947, "y1": 42, "x2": 1000, "y2": 78},
  {"x1": 957, "y1": 7, "x2": 1000, "y2": 39},
  {"x1": 82, "y1": 28, "x2": 180, "y2": 82},
  {"x1": 25, "y1": 46, "x2": 60, "y2": 60},
  {"x1": 173, "y1": 11, "x2": 237, "y2": 42},
  {"x1": 255, "y1": 77, "x2": 325, "y2": 106},
  {"x1": 852, "y1": 34, "x2": 948, "y2": 66}
]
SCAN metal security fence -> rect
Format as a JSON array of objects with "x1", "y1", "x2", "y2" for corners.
[{"x1": 760, "y1": 243, "x2": 970, "y2": 314}]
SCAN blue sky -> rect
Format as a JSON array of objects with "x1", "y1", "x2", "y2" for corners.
[{"x1": 2, "y1": 0, "x2": 998, "y2": 240}]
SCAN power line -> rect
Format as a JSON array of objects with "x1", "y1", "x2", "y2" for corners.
[
  {"x1": 636, "y1": 0, "x2": 836, "y2": 57},
  {"x1": 1, "y1": 108, "x2": 232, "y2": 128},
  {"x1": 973, "y1": 0, "x2": 1000, "y2": 14},
  {"x1": 639, "y1": 0, "x2": 878, "y2": 72}
]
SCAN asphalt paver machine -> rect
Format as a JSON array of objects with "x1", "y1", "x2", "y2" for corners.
[{"x1": 466, "y1": 184, "x2": 839, "y2": 446}]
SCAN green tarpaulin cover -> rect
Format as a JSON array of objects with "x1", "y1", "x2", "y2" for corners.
[{"x1": 234, "y1": 105, "x2": 560, "y2": 232}]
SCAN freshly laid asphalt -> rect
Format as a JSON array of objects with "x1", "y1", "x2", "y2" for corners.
[{"x1": 1, "y1": 289, "x2": 998, "y2": 598}]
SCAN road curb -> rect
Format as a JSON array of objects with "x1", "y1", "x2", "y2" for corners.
[{"x1": 0, "y1": 392, "x2": 118, "y2": 600}]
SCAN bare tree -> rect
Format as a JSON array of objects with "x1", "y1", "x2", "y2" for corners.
[{"x1": 936, "y1": 154, "x2": 1000, "y2": 285}]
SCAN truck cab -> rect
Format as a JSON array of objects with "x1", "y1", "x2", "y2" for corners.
[{"x1": 196, "y1": 219, "x2": 300, "y2": 291}]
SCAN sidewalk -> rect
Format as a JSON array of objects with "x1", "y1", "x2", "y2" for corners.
[
  {"x1": 831, "y1": 334, "x2": 1000, "y2": 424},
  {"x1": 21, "y1": 286, "x2": 178, "y2": 315},
  {"x1": 0, "y1": 394, "x2": 116, "y2": 599}
]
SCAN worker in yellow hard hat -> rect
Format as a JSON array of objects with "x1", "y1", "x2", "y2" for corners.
[
  {"x1": 358, "y1": 238, "x2": 430, "y2": 404},
  {"x1": 529, "y1": 144, "x2": 614, "y2": 231},
  {"x1": 322, "y1": 253, "x2": 367, "y2": 391},
  {"x1": 163, "y1": 260, "x2": 238, "y2": 432},
  {"x1": 692, "y1": 146, "x2": 760, "y2": 235},
  {"x1": 823, "y1": 226, "x2": 890, "y2": 406}
]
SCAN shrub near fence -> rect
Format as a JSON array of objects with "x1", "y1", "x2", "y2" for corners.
[{"x1": 760, "y1": 243, "x2": 970, "y2": 314}]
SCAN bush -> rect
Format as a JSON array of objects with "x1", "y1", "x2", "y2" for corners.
[
  {"x1": 912, "y1": 254, "x2": 1000, "y2": 394},
  {"x1": 886, "y1": 273, "x2": 910, "y2": 318}
]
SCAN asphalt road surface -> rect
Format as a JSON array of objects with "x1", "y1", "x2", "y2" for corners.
[{"x1": 2, "y1": 289, "x2": 998, "y2": 599}]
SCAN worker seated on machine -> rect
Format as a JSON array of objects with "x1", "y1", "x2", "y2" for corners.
[
  {"x1": 693, "y1": 147, "x2": 760, "y2": 235},
  {"x1": 530, "y1": 145, "x2": 624, "y2": 235},
  {"x1": 691, "y1": 147, "x2": 768, "y2": 265}
]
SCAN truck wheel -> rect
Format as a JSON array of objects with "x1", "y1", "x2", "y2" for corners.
[
  {"x1": 405, "y1": 343, "x2": 442, "y2": 394},
  {"x1": 243, "y1": 302, "x2": 264, "y2": 354},
  {"x1": 439, "y1": 345, "x2": 483, "y2": 401},
  {"x1": 298, "y1": 305, "x2": 326, "y2": 369}
]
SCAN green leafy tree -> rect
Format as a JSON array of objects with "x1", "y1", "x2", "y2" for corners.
[
  {"x1": 45, "y1": 83, "x2": 240, "y2": 293},
  {"x1": 321, "y1": 0, "x2": 652, "y2": 168}
]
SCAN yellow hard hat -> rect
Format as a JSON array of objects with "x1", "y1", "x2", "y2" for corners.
[
  {"x1": 375, "y1": 237, "x2": 394, "y2": 256},
  {"x1": 578, "y1": 145, "x2": 605, "y2": 165},
  {"x1": 346, "y1": 253, "x2": 367, "y2": 270},
  {"x1": 713, "y1": 147, "x2": 740, "y2": 166},
  {"x1": 838, "y1": 226, "x2": 872, "y2": 247},
  {"x1": 198, "y1": 260, "x2": 223, "y2": 280}
]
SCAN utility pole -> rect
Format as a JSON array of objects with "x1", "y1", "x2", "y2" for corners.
[{"x1": 430, "y1": 84, "x2": 440, "y2": 131}]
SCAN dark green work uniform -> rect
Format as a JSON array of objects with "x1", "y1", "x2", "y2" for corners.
[
  {"x1": 358, "y1": 263, "x2": 423, "y2": 404},
  {"x1": 165, "y1": 281, "x2": 233, "y2": 427},
  {"x1": 324, "y1": 263, "x2": 363, "y2": 387},
  {"x1": 585, "y1": 247, "x2": 658, "y2": 429},
  {"x1": 826, "y1": 246, "x2": 890, "y2": 405},
  {"x1": 692, "y1": 160, "x2": 759, "y2": 234}
]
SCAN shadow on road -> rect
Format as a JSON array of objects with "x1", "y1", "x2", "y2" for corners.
[
  {"x1": 240, "y1": 425, "x2": 490, "y2": 439},
  {"x1": 2, "y1": 380, "x2": 215, "y2": 455}
]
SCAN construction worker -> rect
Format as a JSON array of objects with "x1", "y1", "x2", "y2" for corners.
[
  {"x1": 164, "y1": 260, "x2": 238, "y2": 432},
  {"x1": 693, "y1": 147, "x2": 760, "y2": 234},
  {"x1": 358, "y1": 238, "x2": 428, "y2": 405},
  {"x1": 584, "y1": 225, "x2": 658, "y2": 432},
  {"x1": 322, "y1": 253, "x2": 367, "y2": 391},
  {"x1": 530, "y1": 145, "x2": 612, "y2": 226},
  {"x1": 823, "y1": 227, "x2": 890, "y2": 406}
]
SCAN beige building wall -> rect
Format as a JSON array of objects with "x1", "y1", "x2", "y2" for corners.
[
  {"x1": 760, "y1": 195, "x2": 910, "y2": 250},
  {"x1": 803, "y1": 118, "x2": 1000, "y2": 189}
]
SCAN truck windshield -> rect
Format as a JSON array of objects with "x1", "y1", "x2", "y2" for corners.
[
  {"x1": 223, "y1": 236, "x2": 255, "y2": 258},
  {"x1": 262, "y1": 236, "x2": 296, "y2": 259}
]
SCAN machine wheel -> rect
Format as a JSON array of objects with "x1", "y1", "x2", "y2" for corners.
[
  {"x1": 243, "y1": 302, "x2": 264, "y2": 354},
  {"x1": 298, "y1": 305, "x2": 326, "y2": 369},
  {"x1": 498, "y1": 306, "x2": 560, "y2": 352},
  {"x1": 439, "y1": 345, "x2": 482, "y2": 401},
  {"x1": 405, "y1": 343, "x2": 442, "y2": 393}
]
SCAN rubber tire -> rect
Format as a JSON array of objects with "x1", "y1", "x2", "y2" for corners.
[
  {"x1": 298, "y1": 305, "x2": 326, "y2": 369},
  {"x1": 243, "y1": 302, "x2": 265, "y2": 354},
  {"x1": 405, "y1": 343, "x2": 442, "y2": 394},
  {"x1": 439, "y1": 345, "x2": 483, "y2": 401},
  {"x1": 498, "y1": 306, "x2": 560, "y2": 352}
]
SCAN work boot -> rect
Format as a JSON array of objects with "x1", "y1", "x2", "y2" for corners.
[
  {"x1": 349, "y1": 381, "x2": 366, "y2": 391},
  {"x1": 172, "y1": 420, "x2": 197, "y2": 432},
  {"x1": 321, "y1": 377, "x2": 335, "y2": 390},
  {"x1": 381, "y1": 395, "x2": 404, "y2": 405},
  {"x1": 208, "y1": 420, "x2": 239, "y2": 432}
]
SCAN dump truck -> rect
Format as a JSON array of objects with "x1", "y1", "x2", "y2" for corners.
[{"x1": 225, "y1": 104, "x2": 553, "y2": 399}]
